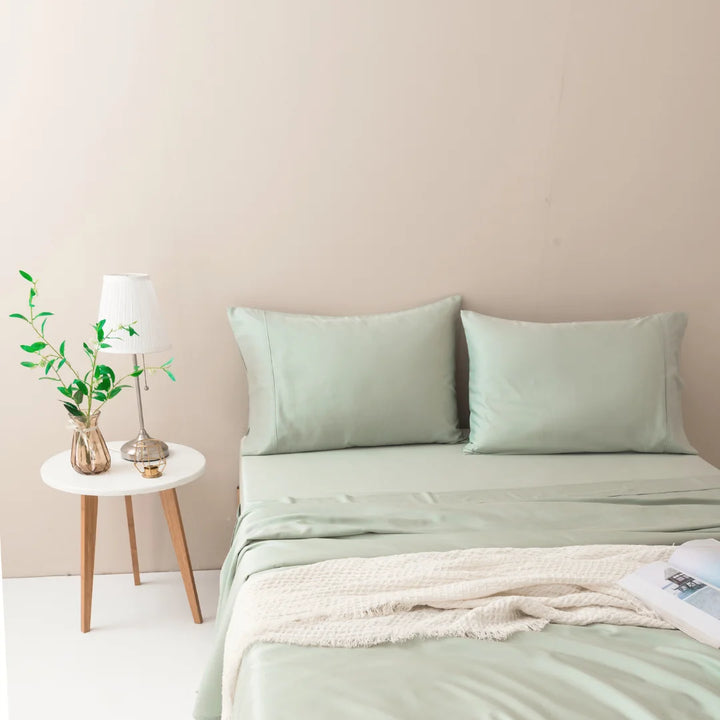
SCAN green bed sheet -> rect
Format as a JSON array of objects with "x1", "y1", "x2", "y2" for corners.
[{"x1": 194, "y1": 475, "x2": 720, "y2": 720}]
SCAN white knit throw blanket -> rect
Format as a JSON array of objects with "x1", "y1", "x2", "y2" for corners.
[{"x1": 221, "y1": 544, "x2": 674, "y2": 718}]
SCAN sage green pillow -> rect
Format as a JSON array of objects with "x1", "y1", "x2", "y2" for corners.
[
  {"x1": 461, "y1": 311, "x2": 695, "y2": 455},
  {"x1": 229, "y1": 297, "x2": 462, "y2": 455}
]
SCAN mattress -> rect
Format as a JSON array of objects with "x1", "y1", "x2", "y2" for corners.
[{"x1": 240, "y1": 442, "x2": 718, "y2": 504}]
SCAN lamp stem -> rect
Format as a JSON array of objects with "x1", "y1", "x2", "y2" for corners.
[
  {"x1": 119, "y1": 354, "x2": 169, "y2": 461},
  {"x1": 132, "y1": 353, "x2": 147, "y2": 434}
]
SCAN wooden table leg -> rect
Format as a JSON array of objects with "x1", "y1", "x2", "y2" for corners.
[
  {"x1": 80, "y1": 495, "x2": 98, "y2": 633},
  {"x1": 124, "y1": 496, "x2": 141, "y2": 586},
  {"x1": 159, "y1": 488, "x2": 203, "y2": 623}
]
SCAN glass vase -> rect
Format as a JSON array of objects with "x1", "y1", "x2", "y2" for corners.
[{"x1": 70, "y1": 411, "x2": 111, "y2": 475}]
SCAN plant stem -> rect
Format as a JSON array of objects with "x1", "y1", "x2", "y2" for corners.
[
  {"x1": 27, "y1": 299, "x2": 81, "y2": 382},
  {"x1": 87, "y1": 344, "x2": 100, "y2": 418}
]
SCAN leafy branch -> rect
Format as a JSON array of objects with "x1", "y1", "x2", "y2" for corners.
[{"x1": 10, "y1": 270, "x2": 175, "y2": 422}]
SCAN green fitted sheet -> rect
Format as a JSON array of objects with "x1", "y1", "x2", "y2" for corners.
[
  {"x1": 240, "y1": 444, "x2": 717, "y2": 503},
  {"x1": 195, "y1": 475, "x2": 720, "y2": 720}
]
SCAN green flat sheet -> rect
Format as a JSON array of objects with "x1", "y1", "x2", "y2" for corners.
[{"x1": 194, "y1": 475, "x2": 720, "y2": 720}]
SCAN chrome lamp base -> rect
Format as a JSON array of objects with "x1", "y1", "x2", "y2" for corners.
[{"x1": 121, "y1": 430, "x2": 169, "y2": 462}]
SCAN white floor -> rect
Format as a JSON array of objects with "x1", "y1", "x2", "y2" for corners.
[{"x1": 3, "y1": 569, "x2": 221, "y2": 720}]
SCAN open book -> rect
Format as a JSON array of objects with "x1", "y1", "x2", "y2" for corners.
[{"x1": 621, "y1": 539, "x2": 720, "y2": 648}]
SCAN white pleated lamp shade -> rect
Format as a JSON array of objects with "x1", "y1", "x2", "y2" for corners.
[{"x1": 97, "y1": 274, "x2": 171, "y2": 354}]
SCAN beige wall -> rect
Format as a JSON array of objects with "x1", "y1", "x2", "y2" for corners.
[{"x1": 2, "y1": 1, "x2": 720, "y2": 577}]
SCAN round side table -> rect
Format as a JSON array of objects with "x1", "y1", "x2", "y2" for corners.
[{"x1": 41, "y1": 441, "x2": 206, "y2": 632}]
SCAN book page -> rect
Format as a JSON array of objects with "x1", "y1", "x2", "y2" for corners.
[
  {"x1": 670, "y1": 539, "x2": 720, "y2": 590},
  {"x1": 660, "y1": 567, "x2": 720, "y2": 620}
]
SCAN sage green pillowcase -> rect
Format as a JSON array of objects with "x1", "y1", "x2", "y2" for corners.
[
  {"x1": 461, "y1": 311, "x2": 695, "y2": 455},
  {"x1": 229, "y1": 297, "x2": 462, "y2": 455}
]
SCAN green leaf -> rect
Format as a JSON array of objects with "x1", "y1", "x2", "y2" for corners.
[
  {"x1": 100, "y1": 343, "x2": 111, "y2": 349},
  {"x1": 82, "y1": 342, "x2": 93, "y2": 357},
  {"x1": 165, "y1": 369, "x2": 176, "y2": 382},
  {"x1": 94, "y1": 365, "x2": 115, "y2": 383},
  {"x1": 28, "y1": 288, "x2": 36, "y2": 308},
  {"x1": 107, "y1": 386, "x2": 124, "y2": 399},
  {"x1": 59, "y1": 340, "x2": 66, "y2": 357},
  {"x1": 57, "y1": 358, "x2": 66, "y2": 371},
  {"x1": 97, "y1": 376, "x2": 111, "y2": 392},
  {"x1": 41, "y1": 317, "x2": 48, "y2": 335},
  {"x1": 73, "y1": 389, "x2": 84, "y2": 405},
  {"x1": 73, "y1": 379, "x2": 89, "y2": 395},
  {"x1": 39, "y1": 376, "x2": 60, "y2": 382},
  {"x1": 35, "y1": 311, "x2": 53, "y2": 318},
  {"x1": 20, "y1": 361, "x2": 37, "y2": 368},
  {"x1": 127, "y1": 326, "x2": 138, "y2": 336},
  {"x1": 92, "y1": 391, "x2": 107, "y2": 401},
  {"x1": 19, "y1": 270, "x2": 33, "y2": 282},
  {"x1": 62, "y1": 402, "x2": 84, "y2": 418},
  {"x1": 58, "y1": 386, "x2": 73, "y2": 398},
  {"x1": 20, "y1": 341, "x2": 46, "y2": 353},
  {"x1": 9, "y1": 313, "x2": 27, "y2": 321},
  {"x1": 130, "y1": 368, "x2": 143, "y2": 377},
  {"x1": 96, "y1": 324, "x2": 105, "y2": 342},
  {"x1": 162, "y1": 357, "x2": 174, "y2": 367},
  {"x1": 44, "y1": 358, "x2": 56, "y2": 375}
]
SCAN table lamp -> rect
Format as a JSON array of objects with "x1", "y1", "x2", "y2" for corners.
[{"x1": 97, "y1": 273, "x2": 171, "y2": 461}]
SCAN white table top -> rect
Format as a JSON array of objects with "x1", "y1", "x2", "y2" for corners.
[{"x1": 41, "y1": 441, "x2": 206, "y2": 496}]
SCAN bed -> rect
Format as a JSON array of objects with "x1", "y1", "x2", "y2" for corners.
[
  {"x1": 196, "y1": 301, "x2": 720, "y2": 719},
  {"x1": 194, "y1": 444, "x2": 720, "y2": 720}
]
